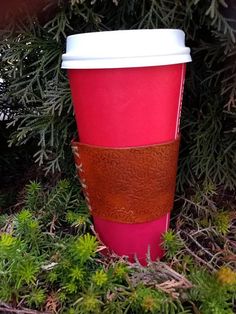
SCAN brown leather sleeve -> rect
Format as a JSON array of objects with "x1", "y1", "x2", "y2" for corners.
[{"x1": 72, "y1": 137, "x2": 180, "y2": 224}]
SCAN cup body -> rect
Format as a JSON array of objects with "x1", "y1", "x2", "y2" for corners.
[
  {"x1": 68, "y1": 64, "x2": 185, "y2": 147},
  {"x1": 68, "y1": 63, "x2": 186, "y2": 263}
]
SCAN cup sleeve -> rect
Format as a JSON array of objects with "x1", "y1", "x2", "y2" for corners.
[{"x1": 71, "y1": 136, "x2": 180, "y2": 224}]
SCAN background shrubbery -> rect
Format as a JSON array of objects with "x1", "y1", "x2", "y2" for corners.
[
  {"x1": 0, "y1": 0, "x2": 235, "y2": 313},
  {"x1": 1, "y1": 0, "x2": 236, "y2": 188}
]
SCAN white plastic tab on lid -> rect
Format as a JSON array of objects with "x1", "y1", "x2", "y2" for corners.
[{"x1": 62, "y1": 29, "x2": 191, "y2": 69}]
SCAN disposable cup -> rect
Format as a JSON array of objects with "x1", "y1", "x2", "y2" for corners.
[{"x1": 62, "y1": 29, "x2": 191, "y2": 263}]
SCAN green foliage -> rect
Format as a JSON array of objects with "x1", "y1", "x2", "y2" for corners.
[
  {"x1": 0, "y1": 178, "x2": 235, "y2": 313},
  {"x1": 130, "y1": 285, "x2": 163, "y2": 313},
  {"x1": 129, "y1": 285, "x2": 187, "y2": 314},
  {"x1": 24, "y1": 181, "x2": 43, "y2": 211},
  {"x1": 92, "y1": 269, "x2": 108, "y2": 287},
  {"x1": 162, "y1": 229, "x2": 183, "y2": 259},
  {"x1": 21, "y1": 179, "x2": 89, "y2": 233},
  {"x1": 69, "y1": 266, "x2": 85, "y2": 282},
  {"x1": 66, "y1": 209, "x2": 90, "y2": 231},
  {"x1": 178, "y1": 99, "x2": 236, "y2": 190},
  {"x1": 74, "y1": 290, "x2": 103, "y2": 314},
  {"x1": 15, "y1": 256, "x2": 41, "y2": 289},
  {"x1": 43, "y1": 179, "x2": 72, "y2": 214},
  {"x1": 189, "y1": 268, "x2": 236, "y2": 314},
  {"x1": 0, "y1": 232, "x2": 42, "y2": 299},
  {"x1": 214, "y1": 211, "x2": 231, "y2": 235},
  {"x1": 0, "y1": 179, "x2": 92, "y2": 309},
  {"x1": 71, "y1": 233, "x2": 98, "y2": 264},
  {"x1": 26, "y1": 287, "x2": 46, "y2": 308},
  {"x1": 15, "y1": 209, "x2": 42, "y2": 247},
  {"x1": 113, "y1": 262, "x2": 129, "y2": 281},
  {"x1": 0, "y1": 213, "x2": 8, "y2": 228}
]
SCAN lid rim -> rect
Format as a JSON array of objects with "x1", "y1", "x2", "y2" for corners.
[
  {"x1": 66, "y1": 28, "x2": 184, "y2": 38},
  {"x1": 62, "y1": 48, "x2": 191, "y2": 60},
  {"x1": 62, "y1": 54, "x2": 192, "y2": 69}
]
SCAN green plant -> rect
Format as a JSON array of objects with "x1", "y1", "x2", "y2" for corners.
[
  {"x1": 0, "y1": 178, "x2": 235, "y2": 313},
  {"x1": 0, "y1": 232, "x2": 43, "y2": 300},
  {"x1": 74, "y1": 289, "x2": 103, "y2": 314},
  {"x1": 189, "y1": 268, "x2": 236, "y2": 314},
  {"x1": 24, "y1": 181, "x2": 43, "y2": 211},
  {"x1": 92, "y1": 269, "x2": 108, "y2": 287},
  {"x1": 66, "y1": 209, "x2": 90, "y2": 231},
  {"x1": 15, "y1": 209, "x2": 42, "y2": 250},
  {"x1": 130, "y1": 285, "x2": 164, "y2": 313},
  {"x1": 26, "y1": 287, "x2": 46, "y2": 308},
  {"x1": 162, "y1": 229, "x2": 183, "y2": 259},
  {"x1": 214, "y1": 211, "x2": 231, "y2": 235},
  {"x1": 71, "y1": 233, "x2": 98, "y2": 264}
]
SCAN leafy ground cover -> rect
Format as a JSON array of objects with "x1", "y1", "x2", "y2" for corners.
[{"x1": 0, "y1": 177, "x2": 235, "y2": 313}]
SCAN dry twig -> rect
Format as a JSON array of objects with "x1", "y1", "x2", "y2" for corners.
[
  {"x1": 128, "y1": 260, "x2": 192, "y2": 298},
  {"x1": 0, "y1": 302, "x2": 51, "y2": 314}
]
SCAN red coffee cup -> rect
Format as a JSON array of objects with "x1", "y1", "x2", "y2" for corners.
[{"x1": 62, "y1": 29, "x2": 191, "y2": 263}]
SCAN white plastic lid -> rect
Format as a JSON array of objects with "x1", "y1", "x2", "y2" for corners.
[{"x1": 62, "y1": 29, "x2": 191, "y2": 69}]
